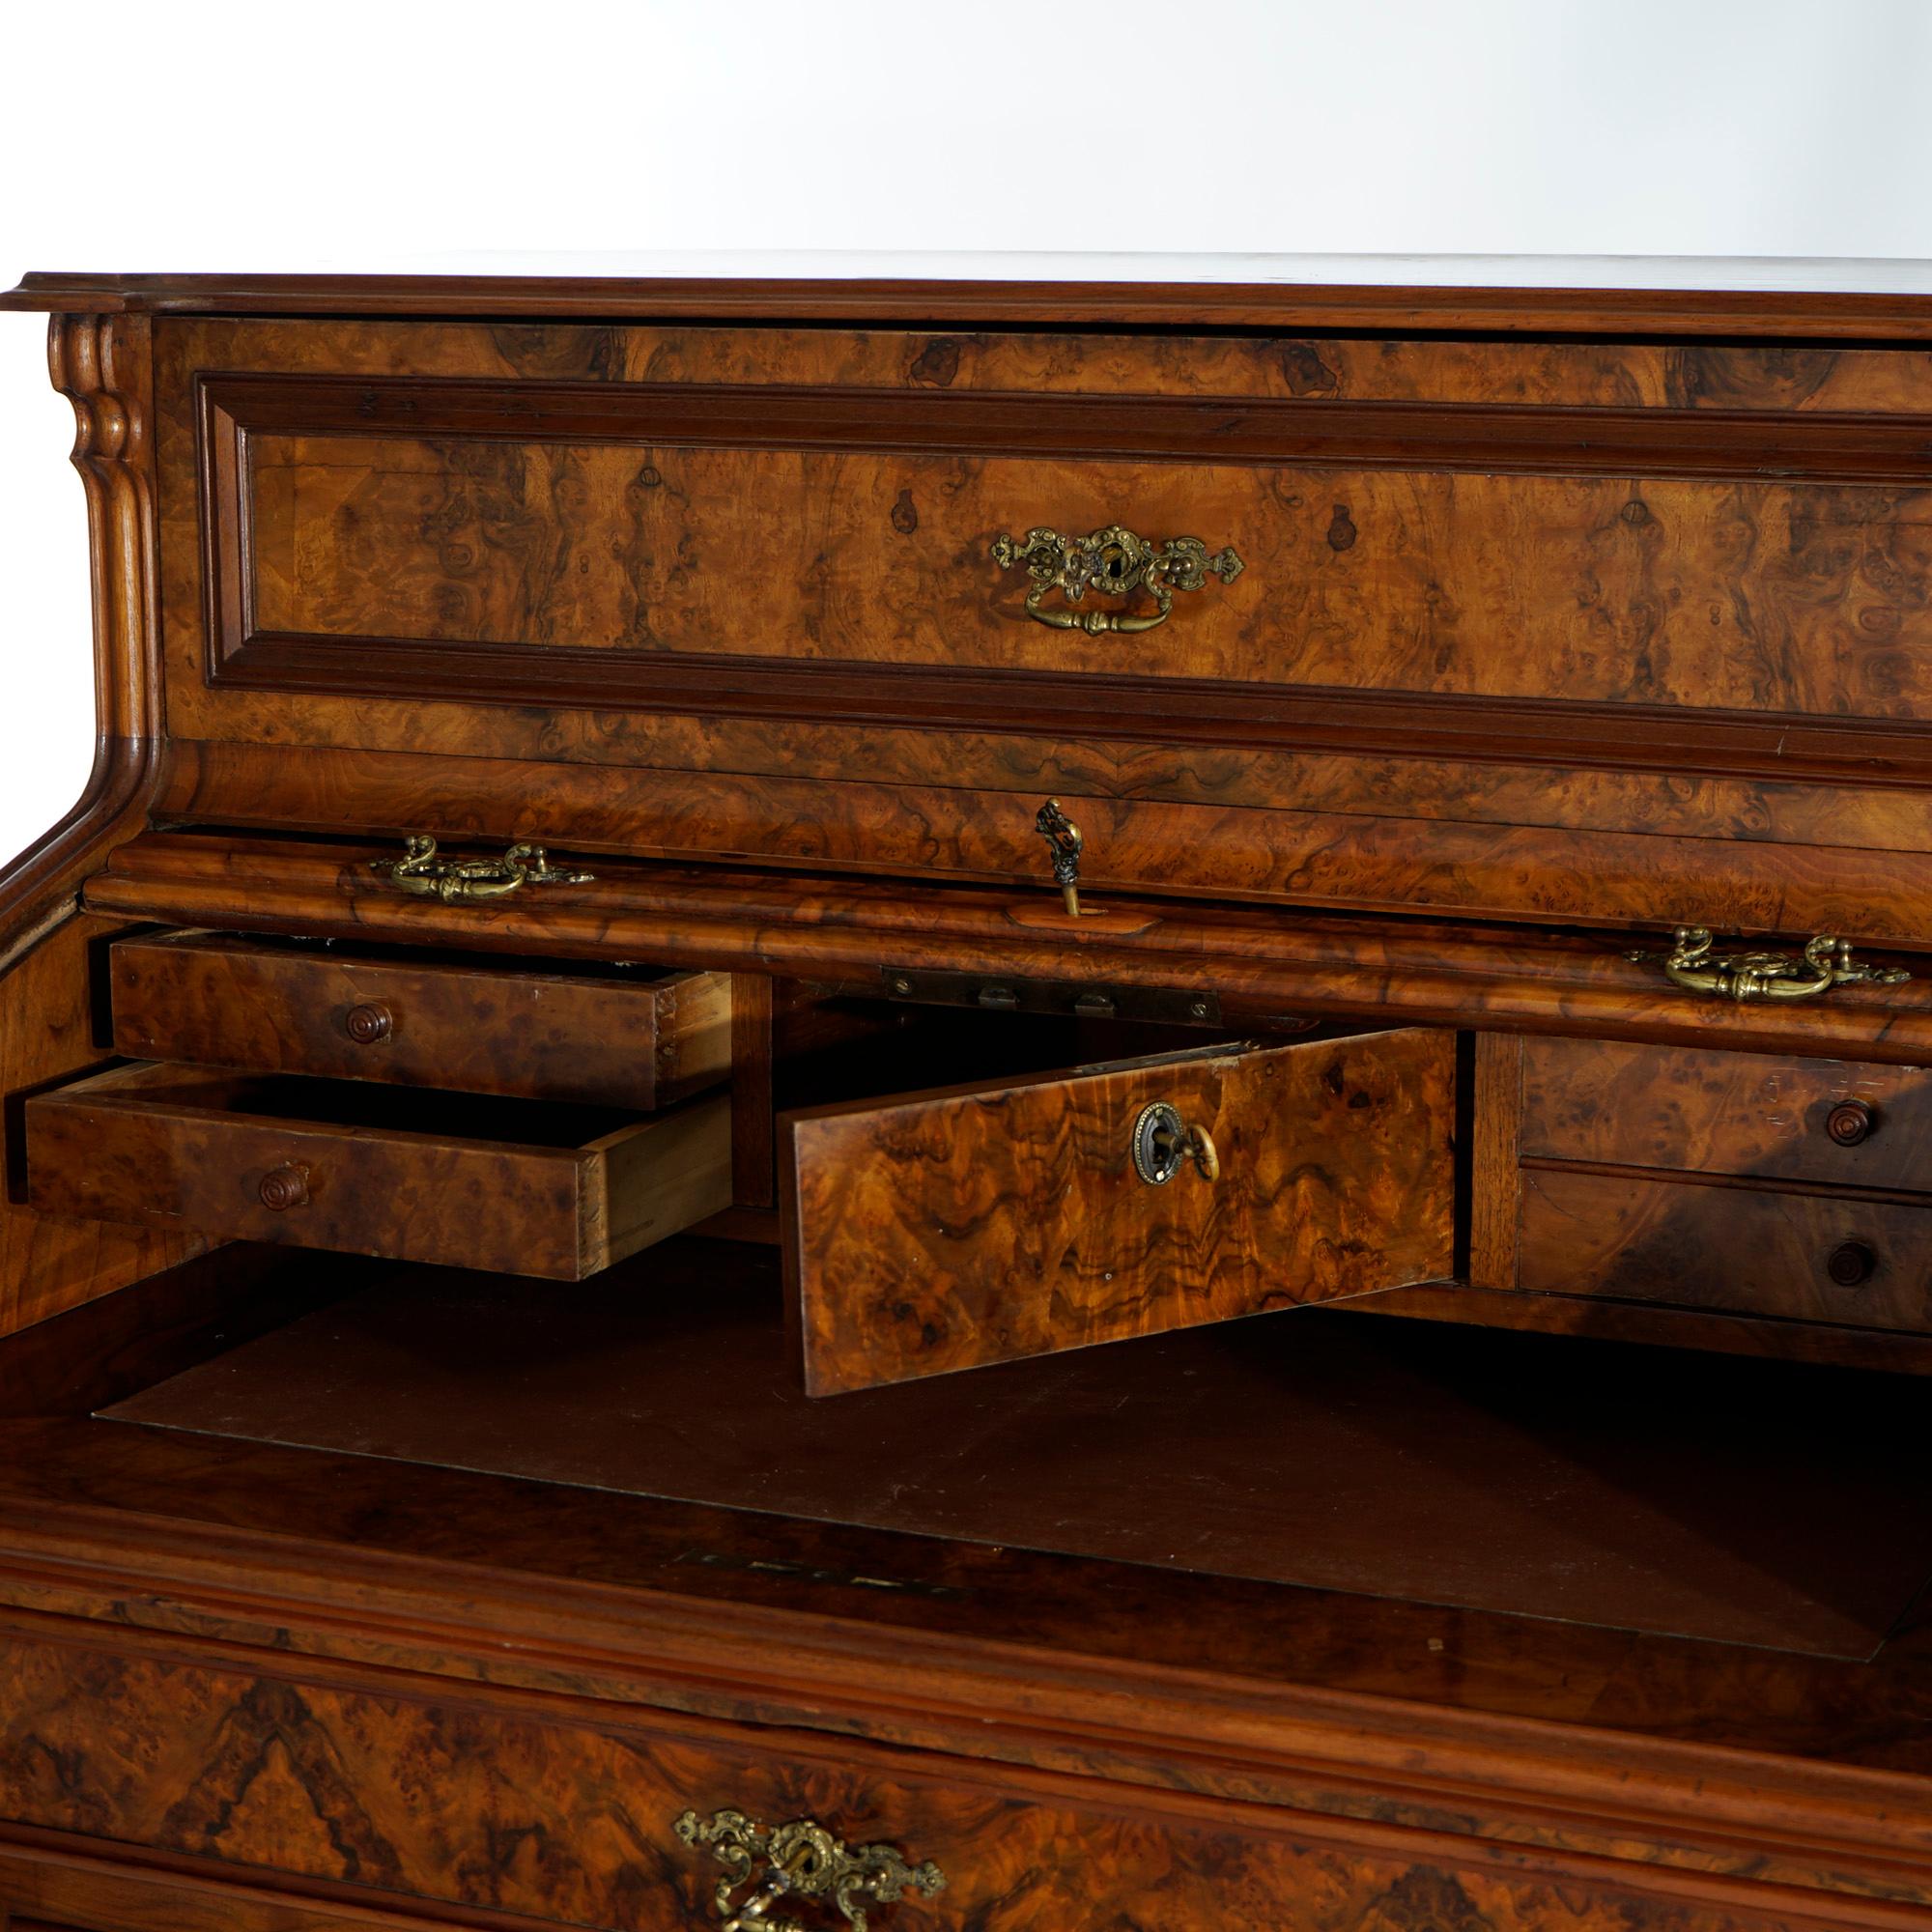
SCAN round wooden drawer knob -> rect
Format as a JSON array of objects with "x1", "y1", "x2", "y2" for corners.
[
  {"x1": 344, "y1": 1002, "x2": 394, "y2": 1044},
  {"x1": 1825, "y1": 1099, "x2": 1875, "y2": 1147},
  {"x1": 258, "y1": 1163, "x2": 311, "y2": 1212},
  {"x1": 1826, "y1": 1239, "x2": 1877, "y2": 1288}
]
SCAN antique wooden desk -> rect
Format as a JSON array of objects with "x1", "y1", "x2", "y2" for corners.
[{"x1": 2, "y1": 263, "x2": 1932, "y2": 1930}]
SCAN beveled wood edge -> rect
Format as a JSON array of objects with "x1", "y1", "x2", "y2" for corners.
[
  {"x1": 1357, "y1": 1280, "x2": 1932, "y2": 1376},
  {"x1": 0, "y1": 1496, "x2": 1929, "y2": 1893},
  {"x1": 207, "y1": 636, "x2": 1932, "y2": 790},
  {"x1": 204, "y1": 367, "x2": 1932, "y2": 478},
  {"x1": 26, "y1": 1060, "x2": 615, "y2": 1165},
  {"x1": 0, "y1": 317, "x2": 167, "y2": 966},
  {"x1": 0, "y1": 1831, "x2": 572, "y2": 1932},
  {"x1": 13, "y1": 271, "x2": 1932, "y2": 341},
  {"x1": 81, "y1": 834, "x2": 1932, "y2": 1065},
  {"x1": 0, "y1": 1736, "x2": 1915, "y2": 1932}
]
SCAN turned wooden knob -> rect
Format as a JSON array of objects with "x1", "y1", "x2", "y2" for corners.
[
  {"x1": 1825, "y1": 1098, "x2": 1874, "y2": 1147},
  {"x1": 1826, "y1": 1239, "x2": 1876, "y2": 1288},
  {"x1": 343, "y1": 1002, "x2": 394, "y2": 1044},
  {"x1": 258, "y1": 1163, "x2": 310, "y2": 1211}
]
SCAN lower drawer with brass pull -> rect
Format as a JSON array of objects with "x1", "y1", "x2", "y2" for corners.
[
  {"x1": 0, "y1": 1613, "x2": 1833, "y2": 1932},
  {"x1": 109, "y1": 930, "x2": 732, "y2": 1111},
  {"x1": 1518, "y1": 1166, "x2": 1932, "y2": 1332},
  {"x1": 781, "y1": 1027, "x2": 1456, "y2": 1396},
  {"x1": 23, "y1": 1064, "x2": 731, "y2": 1280}
]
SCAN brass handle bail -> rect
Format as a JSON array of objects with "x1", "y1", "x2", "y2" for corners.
[
  {"x1": 1626, "y1": 926, "x2": 1911, "y2": 1004},
  {"x1": 674, "y1": 1809, "x2": 945, "y2": 1932},
  {"x1": 993, "y1": 524, "x2": 1242, "y2": 635},
  {"x1": 370, "y1": 835, "x2": 595, "y2": 905}
]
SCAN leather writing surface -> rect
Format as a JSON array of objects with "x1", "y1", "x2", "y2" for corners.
[{"x1": 109, "y1": 1240, "x2": 1932, "y2": 1662}]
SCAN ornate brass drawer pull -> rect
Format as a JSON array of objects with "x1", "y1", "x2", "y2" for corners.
[
  {"x1": 369, "y1": 835, "x2": 594, "y2": 904},
  {"x1": 992, "y1": 523, "x2": 1243, "y2": 635},
  {"x1": 1132, "y1": 1100, "x2": 1220, "y2": 1184},
  {"x1": 674, "y1": 1809, "x2": 945, "y2": 1932},
  {"x1": 1627, "y1": 927, "x2": 1911, "y2": 1004}
]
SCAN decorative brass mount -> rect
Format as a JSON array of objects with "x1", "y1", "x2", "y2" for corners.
[
  {"x1": 1034, "y1": 798, "x2": 1086, "y2": 918},
  {"x1": 1132, "y1": 1099, "x2": 1220, "y2": 1184},
  {"x1": 1626, "y1": 926, "x2": 1912, "y2": 1004},
  {"x1": 673, "y1": 1809, "x2": 945, "y2": 1932},
  {"x1": 992, "y1": 523, "x2": 1243, "y2": 635},
  {"x1": 369, "y1": 835, "x2": 594, "y2": 904}
]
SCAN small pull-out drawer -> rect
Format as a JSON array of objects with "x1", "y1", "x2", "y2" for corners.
[
  {"x1": 1519, "y1": 1165, "x2": 1932, "y2": 1333},
  {"x1": 1520, "y1": 1037, "x2": 1932, "y2": 1192},
  {"x1": 109, "y1": 931, "x2": 731, "y2": 1111},
  {"x1": 781, "y1": 1028, "x2": 1454, "y2": 1395},
  {"x1": 25, "y1": 1065, "x2": 730, "y2": 1280}
]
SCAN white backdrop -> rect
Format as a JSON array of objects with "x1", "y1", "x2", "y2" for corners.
[{"x1": 4, "y1": 0, "x2": 1932, "y2": 864}]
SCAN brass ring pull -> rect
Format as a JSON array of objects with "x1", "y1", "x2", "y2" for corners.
[
  {"x1": 1132, "y1": 1101, "x2": 1220, "y2": 1185},
  {"x1": 675, "y1": 1809, "x2": 945, "y2": 1932},
  {"x1": 370, "y1": 835, "x2": 594, "y2": 905},
  {"x1": 1626, "y1": 926, "x2": 1911, "y2": 1004},
  {"x1": 992, "y1": 525, "x2": 1242, "y2": 636}
]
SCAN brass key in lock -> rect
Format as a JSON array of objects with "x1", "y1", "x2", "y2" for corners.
[{"x1": 1131, "y1": 1100, "x2": 1220, "y2": 1184}]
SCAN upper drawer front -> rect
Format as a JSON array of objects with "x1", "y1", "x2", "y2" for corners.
[
  {"x1": 202, "y1": 355, "x2": 1932, "y2": 724},
  {"x1": 110, "y1": 930, "x2": 731, "y2": 1109},
  {"x1": 157, "y1": 320, "x2": 1932, "y2": 940},
  {"x1": 1520, "y1": 1038, "x2": 1932, "y2": 1190}
]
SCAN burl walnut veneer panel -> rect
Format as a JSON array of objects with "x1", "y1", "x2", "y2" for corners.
[
  {"x1": 1520, "y1": 1037, "x2": 1932, "y2": 1191},
  {"x1": 238, "y1": 417, "x2": 1932, "y2": 719},
  {"x1": 0, "y1": 1618, "x2": 1873, "y2": 1932},
  {"x1": 781, "y1": 1030, "x2": 1455, "y2": 1394}
]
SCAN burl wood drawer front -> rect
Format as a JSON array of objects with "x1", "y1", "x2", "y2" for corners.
[
  {"x1": 200, "y1": 357, "x2": 1932, "y2": 725},
  {"x1": 24, "y1": 1065, "x2": 729, "y2": 1279},
  {"x1": 1520, "y1": 1038, "x2": 1932, "y2": 1191},
  {"x1": 109, "y1": 930, "x2": 731, "y2": 1110},
  {"x1": 1519, "y1": 1167, "x2": 1932, "y2": 1331},
  {"x1": 0, "y1": 1625, "x2": 1874, "y2": 1932},
  {"x1": 782, "y1": 1029, "x2": 1455, "y2": 1396}
]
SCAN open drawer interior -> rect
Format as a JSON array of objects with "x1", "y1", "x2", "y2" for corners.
[{"x1": 24, "y1": 1063, "x2": 733, "y2": 1281}]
